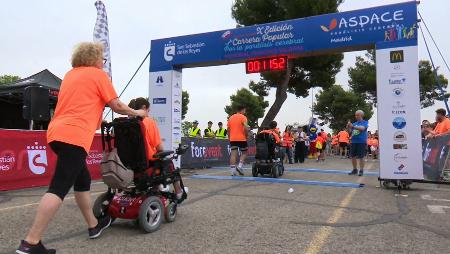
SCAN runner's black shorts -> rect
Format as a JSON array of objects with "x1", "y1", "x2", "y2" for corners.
[
  {"x1": 339, "y1": 142, "x2": 348, "y2": 148},
  {"x1": 350, "y1": 143, "x2": 367, "y2": 159},
  {"x1": 230, "y1": 141, "x2": 248, "y2": 151},
  {"x1": 47, "y1": 141, "x2": 91, "y2": 201}
]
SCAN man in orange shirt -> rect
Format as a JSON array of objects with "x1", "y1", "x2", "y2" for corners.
[
  {"x1": 337, "y1": 127, "x2": 350, "y2": 158},
  {"x1": 427, "y1": 108, "x2": 450, "y2": 138},
  {"x1": 227, "y1": 106, "x2": 249, "y2": 176},
  {"x1": 17, "y1": 42, "x2": 147, "y2": 254}
]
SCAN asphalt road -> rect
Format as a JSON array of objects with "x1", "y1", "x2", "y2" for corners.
[{"x1": 1, "y1": 157, "x2": 450, "y2": 253}]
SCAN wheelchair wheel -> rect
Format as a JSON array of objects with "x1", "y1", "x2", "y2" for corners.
[
  {"x1": 139, "y1": 196, "x2": 164, "y2": 233},
  {"x1": 252, "y1": 164, "x2": 258, "y2": 177},
  {"x1": 278, "y1": 164, "x2": 284, "y2": 176},
  {"x1": 164, "y1": 202, "x2": 177, "y2": 223},
  {"x1": 271, "y1": 165, "x2": 279, "y2": 178},
  {"x1": 93, "y1": 193, "x2": 115, "y2": 223}
]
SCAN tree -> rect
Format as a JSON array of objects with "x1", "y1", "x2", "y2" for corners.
[
  {"x1": 182, "y1": 90, "x2": 190, "y2": 120},
  {"x1": 225, "y1": 86, "x2": 269, "y2": 128},
  {"x1": 314, "y1": 85, "x2": 373, "y2": 132},
  {"x1": 348, "y1": 50, "x2": 449, "y2": 108},
  {"x1": 182, "y1": 121, "x2": 193, "y2": 137},
  {"x1": 232, "y1": 0, "x2": 344, "y2": 128},
  {"x1": 0, "y1": 75, "x2": 21, "y2": 85}
]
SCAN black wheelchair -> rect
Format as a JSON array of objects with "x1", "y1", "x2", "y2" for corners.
[{"x1": 252, "y1": 131, "x2": 284, "y2": 178}]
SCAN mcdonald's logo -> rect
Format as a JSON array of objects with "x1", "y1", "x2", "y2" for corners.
[{"x1": 390, "y1": 50, "x2": 404, "y2": 63}]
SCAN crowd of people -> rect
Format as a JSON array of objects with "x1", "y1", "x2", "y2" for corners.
[{"x1": 187, "y1": 120, "x2": 229, "y2": 139}]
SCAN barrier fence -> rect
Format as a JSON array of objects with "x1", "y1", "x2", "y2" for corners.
[{"x1": 1, "y1": 129, "x2": 449, "y2": 191}]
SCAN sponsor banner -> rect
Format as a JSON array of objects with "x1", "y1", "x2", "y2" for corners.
[
  {"x1": 150, "y1": 2, "x2": 417, "y2": 72},
  {"x1": 0, "y1": 129, "x2": 102, "y2": 191},
  {"x1": 181, "y1": 137, "x2": 256, "y2": 169},
  {"x1": 422, "y1": 135, "x2": 450, "y2": 182},
  {"x1": 376, "y1": 45, "x2": 423, "y2": 179}
]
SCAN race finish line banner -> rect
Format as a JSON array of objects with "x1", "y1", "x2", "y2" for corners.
[{"x1": 376, "y1": 44, "x2": 423, "y2": 180}]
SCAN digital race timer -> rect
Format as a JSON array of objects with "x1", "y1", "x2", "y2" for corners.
[{"x1": 245, "y1": 56, "x2": 288, "y2": 74}]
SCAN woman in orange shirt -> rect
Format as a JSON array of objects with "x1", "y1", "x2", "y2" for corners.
[
  {"x1": 282, "y1": 126, "x2": 294, "y2": 164},
  {"x1": 17, "y1": 42, "x2": 147, "y2": 254}
]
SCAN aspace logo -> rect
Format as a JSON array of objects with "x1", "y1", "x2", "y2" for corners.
[
  {"x1": 320, "y1": 19, "x2": 337, "y2": 32},
  {"x1": 164, "y1": 42, "x2": 176, "y2": 62},
  {"x1": 389, "y1": 77, "x2": 406, "y2": 85},
  {"x1": 392, "y1": 117, "x2": 406, "y2": 129},
  {"x1": 390, "y1": 50, "x2": 404, "y2": 63},
  {"x1": 152, "y1": 98, "x2": 167, "y2": 104},
  {"x1": 321, "y1": 10, "x2": 404, "y2": 32}
]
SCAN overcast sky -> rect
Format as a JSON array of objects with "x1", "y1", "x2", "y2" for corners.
[{"x1": 1, "y1": 0, "x2": 449, "y2": 132}]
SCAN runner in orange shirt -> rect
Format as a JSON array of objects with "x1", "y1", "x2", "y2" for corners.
[
  {"x1": 337, "y1": 127, "x2": 350, "y2": 158},
  {"x1": 17, "y1": 42, "x2": 147, "y2": 254},
  {"x1": 227, "y1": 106, "x2": 249, "y2": 176}
]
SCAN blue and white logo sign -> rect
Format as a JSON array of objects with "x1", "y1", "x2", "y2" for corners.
[
  {"x1": 392, "y1": 117, "x2": 406, "y2": 129},
  {"x1": 156, "y1": 75, "x2": 164, "y2": 85},
  {"x1": 164, "y1": 42, "x2": 176, "y2": 62},
  {"x1": 393, "y1": 87, "x2": 403, "y2": 97},
  {"x1": 153, "y1": 98, "x2": 167, "y2": 104},
  {"x1": 389, "y1": 77, "x2": 406, "y2": 85}
]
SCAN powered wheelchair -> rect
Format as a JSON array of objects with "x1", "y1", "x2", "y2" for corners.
[
  {"x1": 252, "y1": 131, "x2": 284, "y2": 178},
  {"x1": 93, "y1": 117, "x2": 188, "y2": 233}
]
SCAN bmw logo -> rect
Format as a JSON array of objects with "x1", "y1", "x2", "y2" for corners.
[
  {"x1": 392, "y1": 117, "x2": 406, "y2": 129},
  {"x1": 393, "y1": 87, "x2": 403, "y2": 97}
]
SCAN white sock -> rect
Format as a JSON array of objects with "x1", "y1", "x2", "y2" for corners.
[{"x1": 230, "y1": 165, "x2": 237, "y2": 174}]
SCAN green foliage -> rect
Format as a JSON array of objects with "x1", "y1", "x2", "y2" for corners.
[
  {"x1": 224, "y1": 87, "x2": 269, "y2": 128},
  {"x1": 182, "y1": 90, "x2": 190, "y2": 120},
  {"x1": 0, "y1": 75, "x2": 21, "y2": 85},
  {"x1": 232, "y1": 0, "x2": 344, "y2": 124},
  {"x1": 182, "y1": 121, "x2": 193, "y2": 137},
  {"x1": 314, "y1": 85, "x2": 373, "y2": 132},
  {"x1": 348, "y1": 50, "x2": 449, "y2": 108}
]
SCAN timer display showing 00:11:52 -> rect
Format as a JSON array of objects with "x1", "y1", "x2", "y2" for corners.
[{"x1": 245, "y1": 56, "x2": 288, "y2": 74}]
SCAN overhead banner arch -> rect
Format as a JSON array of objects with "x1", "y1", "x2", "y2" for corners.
[{"x1": 149, "y1": 1, "x2": 422, "y2": 180}]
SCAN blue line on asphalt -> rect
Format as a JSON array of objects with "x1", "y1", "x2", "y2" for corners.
[
  {"x1": 211, "y1": 167, "x2": 379, "y2": 177},
  {"x1": 286, "y1": 168, "x2": 379, "y2": 176},
  {"x1": 190, "y1": 175, "x2": 365, "y2": 188}
]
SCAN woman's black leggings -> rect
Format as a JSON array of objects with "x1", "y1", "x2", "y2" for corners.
[{"x1": 47, "y1": 141, "x2": 91, "y2": 200}]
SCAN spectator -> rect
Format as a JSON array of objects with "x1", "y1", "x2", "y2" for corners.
[
  {"x1": 16, "y1": 42, "x2": 147, "y2": 254},
  {"x1": 348, "y1": 110, "x2": 369, "y2": 176},
  {"x1": 294, "y1": 126, "x2": 306, "y2": 163},
  {"x1": 426, "y1": 108, "x2": 450, "y2": 138},
  {"x1": 282, "y1": 126, "x2": 294, "y2": 164},
  {"x1": 215, "y1": 122, "x2": 228, "y2": 139},
  {"x1": 228, "y1": 106, "x2": 249, "y2": 176},
  {"x1": 421, "y1": 120, "x2": 432, "y2": 139},
  {"x1": 189, "y1": 120, "x2": 202, "y2": 138},
  {"x1": 204, "y1": 121, "x2": 215, "y2": 138},
  {"x1": 337, "y1": 127, "x2": 350, "y2": 159}
]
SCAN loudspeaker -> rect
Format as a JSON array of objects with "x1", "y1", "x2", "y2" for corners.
[{"x1": 23, "y1": 86, "x2": 50, "y2": 121}]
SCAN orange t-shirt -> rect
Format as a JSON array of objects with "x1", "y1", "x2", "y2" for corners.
[
  {"x1": 338, "y1": 131, "x2": 350, "y2": 143},
  {"x1": 227, "y1": 113, "x2": 248, "y2": 142},
  {"x1": 434, "y1": 118, "x2": 450, "y2": 135},
  {"x1": 260, "y1": 129, "x2": 281, "y2": 143},
  {"x1": 47, "y1": 67, "x2": 118, "y2": 153},
  {"x1": 142, "y1": 117, "x2": 162, "y2": 161},
  {"x1": 282, "y1": 132, "x2": 294, "y2": 147}
]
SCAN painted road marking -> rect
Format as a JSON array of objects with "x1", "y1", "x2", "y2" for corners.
[
  {"x1": 190, "y1": 175, "x2": 364, "y2": 188},
  {"x1": 0, "y1": 191, "x2": 104, "y2": 212},
  {"x1": 427, "y1": 205, "x2": 450, "y2": 214},
  {"x1": 305, "y1": 188, "x2": 357, "y2": 254},
  {"x1": 421, "y1": 194, "x2": 450, "y2": 202},
  {"x1": 304, "y1": 162, "x2": 374, "y2": 254}
]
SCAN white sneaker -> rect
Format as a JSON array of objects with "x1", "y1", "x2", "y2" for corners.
[
  {"x1": 236, "y1": 166, "x2": 244, "y2": 176},
  {"x1": 231, "y1": 169, "x2": 237, "y2": 176}
]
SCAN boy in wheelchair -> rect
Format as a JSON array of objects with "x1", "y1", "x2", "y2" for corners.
[{"x1": 252, "y1": 121, "x2": 285, "y2": 178}]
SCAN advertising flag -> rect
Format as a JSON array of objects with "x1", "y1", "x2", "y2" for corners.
[{"x1": 94, "y1": 1, "x2": 112, "y2": 78}]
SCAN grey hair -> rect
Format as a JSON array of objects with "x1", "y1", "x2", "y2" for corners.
[{"x1": 355, "y1": 110, "x2": 365, "y2": 116}]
